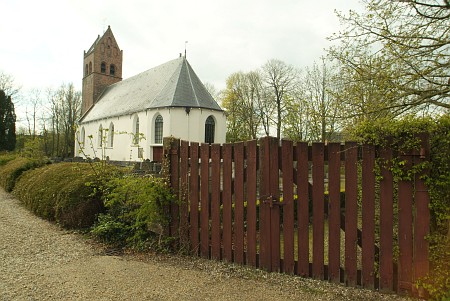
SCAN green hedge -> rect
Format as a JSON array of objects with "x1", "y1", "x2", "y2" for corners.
[
  {"x1": 0, "y1": 152, "x2": 16, "y2": 166},
  {"x1": 13, "y1": 163, "x2": 119, "y2": 228},
  {"x1": 0, "y1": 157, "x2": 44, "y2": 192}
]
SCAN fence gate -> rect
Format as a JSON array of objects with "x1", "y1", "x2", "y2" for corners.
[
  {"x1": 259, "y1": 137, "x2": 282, "y2": 272},
  {"x1": 163, "y1": 135, "x2": 431, "y2": 298}
]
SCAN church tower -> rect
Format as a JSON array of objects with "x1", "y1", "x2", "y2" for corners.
[{"x1": 81, "y1": 26, "x2": 123, "y2": 116}]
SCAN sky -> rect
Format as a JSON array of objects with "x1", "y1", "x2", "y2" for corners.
[{"x1": 0, "y1": 0, "x2": 363, "y2": 125}]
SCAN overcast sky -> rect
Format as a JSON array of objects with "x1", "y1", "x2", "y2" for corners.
[{"x1": 1, "y1": 0, "x2": 363, "y2": 101}]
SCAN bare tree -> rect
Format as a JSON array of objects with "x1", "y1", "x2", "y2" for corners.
[
  {"x1": 302, "y1": 59, "x2": 340, "y2": 142},
  {"x1": 0, "y1": 71, "x2": 21, "y2": 99},
  {"x1": 261, "y1": 59, "x2": 299, "y2": 139}
]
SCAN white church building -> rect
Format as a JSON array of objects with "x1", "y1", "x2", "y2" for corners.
[{"x1": 75, "y1": 26, "x2": 226, "y2": 162}]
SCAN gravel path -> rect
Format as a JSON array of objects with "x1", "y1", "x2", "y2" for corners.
[{"x1": 0, "y1": 187, "x2": 415, "y2": 301}]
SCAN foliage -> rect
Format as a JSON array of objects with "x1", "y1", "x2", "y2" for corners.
[
  {"x1": 417, "y1": 235, "x2": 450, "y2": 301},
  {"x1": 0, "y1": 89, "x2": 16, "y2": 151},
  {"x1": 350, "y1": 114, "x2": 450, "y2": 299},
  {"x1": 221, "y1": 71, "x2": 264, "y2": 142},
  {"x1": 0, "y1": 157, "x2": 44, "y2": 192},
  {"x1": 12, "y1": 162, "x2": 121, "y2": 228},
  {"x1": 90, "y1": 175, "x2": 174, "y2": 250},
  {"x1": 0, "y1": 152, "x2": 16, "y2": 166},
  {"x1": 329, "y1": 0, "x2": 450, "y2": 115}
]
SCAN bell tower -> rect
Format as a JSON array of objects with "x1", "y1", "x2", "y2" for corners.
[{"x1": 81, "y1": 26, "x2": 123, "y2": 116}]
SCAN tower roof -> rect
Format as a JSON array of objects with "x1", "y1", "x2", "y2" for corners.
[{"x1": 80, "y1": 56, "x2": 223, "y2": 123}]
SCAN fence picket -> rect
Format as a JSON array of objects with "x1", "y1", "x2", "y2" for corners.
[
  {"x1": 222, "y1": 144, "x2": 233, "y2": 262},
  {"x1": 234, "y1": 142, "x2": 245, "y2": 264},
  {"x1": 282, "y1": 139, "x2": 294, "y2": 274},
  {"x1": 379, "y1": 146, "x2": 394, "y2": 292},
  {"x1": 259, "y1": 137, "x2": 271, "y2": 271},
  {"x1": 328, "y1": 143, "x2": 341, "y2": 283},
  {"x1": 296, "y1": 142, "x2": 310, "y2": 277},
  {"x1": 312, "y1": 143, "x2": 325, "y2": 279},
  {"x1": 345, "y1": 142, "x2": 358, "y2": 286},
  {"x1": 179, "y1": 140, "x2": 189, "y2": 250},
  {"x1": 246, "y1": 140, "x2": 258, "y2": 267},
  {"x1": 211, "y1": 144, "x2": 221, "y2": 260},
  {"x1": 200, "y1": 143, "x2": 210, "y2": 258},
  {"x1": 189, "y1": 142, "x2": 199, "y2": 255},
  {"x1": 362, "y1": 144, "x2": 376, "y2": 289},
  {"x1": 398, "y1": 152, "x2": 413, "y2": 294}
]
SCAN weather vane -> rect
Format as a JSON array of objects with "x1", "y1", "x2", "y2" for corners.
[{"x1": 185, "y1": 41, "x2": 188, "y2": 58}]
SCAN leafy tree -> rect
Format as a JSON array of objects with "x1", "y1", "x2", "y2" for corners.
[
  {"x1": 329, "y1": 0, "x2": 450, "y2": 115},
  {"x1": 0, "y1": 90, "x2": 16, "y2": 151},
  {"x1": 221, "y1": 72, "x2": 263, "y2": 142}
]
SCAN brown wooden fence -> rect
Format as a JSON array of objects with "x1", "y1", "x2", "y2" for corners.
[{"x1": 164, "y1": 136, "x2": 430, "y2": 297}]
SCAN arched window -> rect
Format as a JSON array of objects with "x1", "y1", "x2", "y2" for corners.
[
  {"x1": 81, "y1": 127, "x2": 85, "y2": 145},
  {"x1": 85, "y1": 64, "x2": 88, "y2": 76},
  {"x1": 89, "y1": 62, "x2": 92, "y2": 74},
  {"x1": 154, "y1": 115, "x2": 163, "y2": 144},
  {"x1": 101, "y1": 62, "x2": 106, "y2": 74},
  {"x1": 108, "y1": 123, "x2": 114, "y2": 148},
  {"x1": 110, "y1": 64, "x2": 115, "y2": 76},
  {"x1": 133, "y1": 115, "x2": 140, "y2": 145},
  {"x1": 98, "y1": 124, "x2": 103, "y2": 147},
  {"x1": 205, "y1": 116, "x2": 215, "y2": 144}
]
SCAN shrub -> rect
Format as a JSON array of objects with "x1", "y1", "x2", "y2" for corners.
[
  {"x1": 90, "y1": 175, "x2": 174, "y2": 250},
  {"x1": 0, "y1": 152, "x2": 16, "y2": 166},
  {"x1": 13, "y1": 163, "x2": 122, "y2": 228},
  {"x1": 0, "y1": 157, "x2": 44, "y2": 192},
  {"x1": 349, "y1": 114, "x2": 450, "y2": 299}
]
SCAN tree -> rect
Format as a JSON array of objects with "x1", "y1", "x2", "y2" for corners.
[
  {"x1": 302, "y1": 60, "x2": 340, "y2": 142},
  {"x1": 261, "y1": 59, "x2": 299, "y2": 139},
  {"x1": 44, "y1": 83, "x2": 81, "y2": 157},
  {"x1": 0, "y1": 90, "x2": 16, "y2": 151},
  {"x1": 0, "y1": 71, "x2": 21, "y2": 99},
  {"x1": 329, "y1": 0, "x2": 450, "y2": 115},
  {"x1": 221, "y1": 72, "x2": 263, "y2": 142}
]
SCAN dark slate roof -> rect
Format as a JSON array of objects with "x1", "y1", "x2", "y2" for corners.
[{"x1": 81, "y1": 56, "x2": 222, "y2": 123}]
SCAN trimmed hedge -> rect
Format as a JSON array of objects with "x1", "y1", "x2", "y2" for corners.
[
  {"x1": 13, "y1": 163, "x2": 120, "y2": 228},
  {"x1": 0, "y1": 157, "x2": 44, "y2": 192}
]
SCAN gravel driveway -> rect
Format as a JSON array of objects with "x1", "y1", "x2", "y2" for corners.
[{"x1": 0, "y1": 187, "x2": 415, "y2": 301}]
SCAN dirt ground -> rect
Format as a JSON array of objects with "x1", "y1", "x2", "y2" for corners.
[{"x1": 0, "y1": 187, "x2": 416, "y2": 301}]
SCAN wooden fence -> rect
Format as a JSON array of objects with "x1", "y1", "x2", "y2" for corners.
[{"x1": 164, "y1": 136, "x2": 430, "y2": 297}]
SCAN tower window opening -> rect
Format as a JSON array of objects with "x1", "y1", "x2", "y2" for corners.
[
  {"x1": 110, "y1": 64, "x2": 115, "y2": 76},
  {"x1": 101, "y1": 62, "x2": 106, "y2": 74}
]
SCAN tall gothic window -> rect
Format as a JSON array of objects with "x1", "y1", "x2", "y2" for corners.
[
  {"x1": 98, "y1": 124, "x2": 103, "y2": 147},
  {"x1": 133, "y1": 116, "x2": 140, "y2": 145},
  {"x1": 108, "y1": 123, "x2": 114, "y2": 148},
  {"x1": 110, "y1": 64, "x2": 115, "y2": 76},
  {"x1": 101, "y1": 62, "x2": 106, "y2": 74},
  {"x1": 80, "y1": 127, "x2": 85, "y2": 145},
  {"x1": 154, "y1": 115, "x2": 163, "y2": 144},
  {"x1": 205, "y1": 116, "x2": 215, "y2": 144}
]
